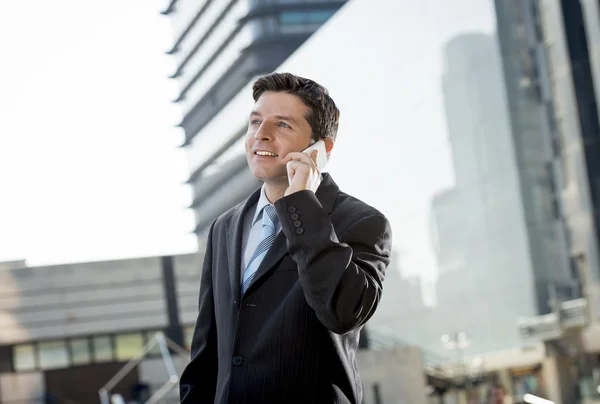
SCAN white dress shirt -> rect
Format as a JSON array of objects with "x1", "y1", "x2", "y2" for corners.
[{"x1": 240, "y1": 185, "x2": 282, "y2": 277}]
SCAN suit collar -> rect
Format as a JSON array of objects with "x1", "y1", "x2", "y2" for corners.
[{"x1": 252, "y1": 185, "x2": 273, "y2": 226}]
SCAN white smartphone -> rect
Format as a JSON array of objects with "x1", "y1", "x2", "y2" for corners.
[{"x1": 287, "y1": 139, "x2": 327, "y2": 184}]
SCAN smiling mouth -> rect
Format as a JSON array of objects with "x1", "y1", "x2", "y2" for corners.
[{"x1": 254, "y1": 151, "x2": 278, "y2": 157}]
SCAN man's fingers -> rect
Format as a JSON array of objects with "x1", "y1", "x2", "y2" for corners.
[
  {"x1": 283, "y1": 151, "x2": 317, "y2": 168},
  {"x1": 310, "y1": 149, "x2": 318, "y2": 165}
]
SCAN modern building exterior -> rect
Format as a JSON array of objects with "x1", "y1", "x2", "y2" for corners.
[
  {"x1": 161, "y1": 0, "x2": 348, "y2": 234},
  {"x1": 159, "y1": 0, "x2": 600, "y2": 401},
  {"x1": 0, "y1": 254, "x2": 202, "y2": 403},
  {"x1": 533, "y1": 0, "x2": 600, "y2": 334},
  {"x1": 513, "y1": 0, "x2": 600, "y2": 336},
  {"x1": 0, "y1": 255, "x2": 431, "y2": 403}
]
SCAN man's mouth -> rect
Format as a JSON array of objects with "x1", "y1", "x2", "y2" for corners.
[{"x1": 254, "y1": 151, "x2": 278, "y2": 157}]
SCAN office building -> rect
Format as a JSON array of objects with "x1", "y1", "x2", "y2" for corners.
[
  {"x1": 0, "y1": 254, "x2": 202, "y2": 403},
  {"x1": 0, "y1": 255, "x2": 429, "y2": 403},
  {"x1": 534, "y1": 0, "x2": 600, "y2": 330},
  {"x1": 161, "y1": 0, "x2": 348, "y2": 234},
  {"x1": 160, "y1": 0, "x2": 600, "y2": 401}
]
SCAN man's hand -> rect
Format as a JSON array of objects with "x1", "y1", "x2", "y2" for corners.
[{"x1": 282, "y1": 149, "x2": 322, "y2": 196}]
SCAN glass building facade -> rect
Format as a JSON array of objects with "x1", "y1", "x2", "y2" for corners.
[
  {"x1": 162, "y1": 0, "x2": 349, "y2": 233},
  {"x1": 166, "y1": 0, "x2": 600, "y2": 361}
]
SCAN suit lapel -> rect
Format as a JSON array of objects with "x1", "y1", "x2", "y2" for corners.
[
  {"x1": 226, "y1": 188, "x2": 261, "y2": 305},
  {"x1": 244, "y1": 174, "x2": 340, "y2": 294},
  {"x1": 244, "y1": 231, "x2": 287, "y2": 294}
]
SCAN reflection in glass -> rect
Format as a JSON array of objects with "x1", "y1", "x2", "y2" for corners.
[
  {"x1": 92, "y1": 336, "x2": 113, "y2": 362},
  {"x1": 146, "y1": 330, "x2": 163, "y2": 356},
  {"x1": 13, "y1": 345, "x2": 36, "y2": 371},
  {"x1": 70, "y1": 338, "x2": 91, "y2": 365},
  {"x1": 115, "y1": 333, "x2": 144, "y2": 361},
  {"x1": 308, "y1": 10, "x2": 335, "y2": 24},
  {"x1": 38, "y1": 341, "x2": 69, "y2": 370}
]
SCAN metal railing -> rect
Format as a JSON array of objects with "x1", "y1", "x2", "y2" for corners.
[{"x1": 98, "y1": 332, "x2": 189, "y2": 404}]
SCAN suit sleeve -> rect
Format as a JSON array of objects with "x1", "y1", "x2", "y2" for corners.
[
  {"x1": 179, "y1": 221, "x2": 218, "y2": 403},
  {"x1": 274, "y1": 190, "x2": 392, "y2": 334}
]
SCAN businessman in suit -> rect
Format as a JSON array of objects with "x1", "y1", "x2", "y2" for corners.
[{"x1": 180, "y1": 72, "x2": 392, "y2": 404}]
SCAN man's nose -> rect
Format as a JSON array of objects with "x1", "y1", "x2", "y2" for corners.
[{"x1": 255, "y1": 123, "x2": 274, "y2": 141}]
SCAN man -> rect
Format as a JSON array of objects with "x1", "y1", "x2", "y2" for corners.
[{"x1": 180, "y1": 72, "x2": 392, "y2": 404}]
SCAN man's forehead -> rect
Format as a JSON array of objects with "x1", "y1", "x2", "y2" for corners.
[{"x1": 254, "y1": 92, "x2": 309, "y2": 113}]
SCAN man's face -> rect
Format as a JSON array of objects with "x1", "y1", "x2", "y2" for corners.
[{"x1": 245, "y1": 91, "x2": 314, "y2": 183}]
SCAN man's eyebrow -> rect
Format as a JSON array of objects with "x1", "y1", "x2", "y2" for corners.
[
  {"x1": 274, "y1": 115, "x2": 298, "y2": 124},
  {"x1": 249, "y1": 112, "x2": 300, "y2": 125}
]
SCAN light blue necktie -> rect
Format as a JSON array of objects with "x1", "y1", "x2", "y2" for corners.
[{"x1": 241, "y1": 204, "x2": 279, "y2": 295}]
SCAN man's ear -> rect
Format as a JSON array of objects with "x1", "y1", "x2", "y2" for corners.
[{"x1": 324, "y1": 138, "x2": 334, "y2": 154}]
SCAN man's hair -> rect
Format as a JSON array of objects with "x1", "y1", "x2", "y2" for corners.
[{"x1": 252, "y1": 72, "x2": 340, "y2": 142}]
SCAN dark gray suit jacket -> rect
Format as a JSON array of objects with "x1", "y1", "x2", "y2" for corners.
[{"x1": 180, "y1": 174, "x2": 392, "y2": 404}]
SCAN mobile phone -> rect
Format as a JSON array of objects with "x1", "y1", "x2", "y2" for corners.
[
  {"x1": 287, "y1": 140, "x2": 327, "y2": 184},
  {"x1": 302, "y1": 140, "x2": 328, "y2": 171}
]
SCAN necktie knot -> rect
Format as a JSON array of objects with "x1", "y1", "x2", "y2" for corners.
[{"x1": 262, "y1": 205, "x2": 278, "y2": 229}]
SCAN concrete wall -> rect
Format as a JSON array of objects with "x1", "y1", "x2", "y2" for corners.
[
  {"x1": 173, "y1": 253, "x2": 203, "y2": 327},
  {"x1": 0, "y1": 253, "x2": 200, "y2": 345},
  {"x1": 358, "y1": 347, "x2": 428, "y2": 404},
  {"x1": 0, "y1": 372, "x2": 45, "y2": 404}
]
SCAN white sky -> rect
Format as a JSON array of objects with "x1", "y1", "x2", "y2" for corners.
[
  {"x1": 0, "y1": 0, "x2": 498, "y2": 280},
  {"x1": 0, "y1": 0, "x2": 198, "y2": 266}
]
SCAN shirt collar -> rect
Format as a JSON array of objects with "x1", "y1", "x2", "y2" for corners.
[{"x1": 252, "y1": 185, "x2": 273, "y2": 226}]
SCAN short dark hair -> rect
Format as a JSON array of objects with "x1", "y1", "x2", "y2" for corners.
[{"x1": 252, "y1": 72, "x2": 340, "y2": 142}]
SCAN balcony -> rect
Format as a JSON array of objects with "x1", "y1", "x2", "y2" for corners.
[{"x1": 517, "y1": 298, "x2": 588, "y2": 341}]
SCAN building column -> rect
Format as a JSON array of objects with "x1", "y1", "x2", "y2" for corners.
[
  {"x1": 161, "y1": 256, "x2": 184, "y2": 348},
  {"x1": 542, "y1": 356, "x2": 578, "y2": 404}
]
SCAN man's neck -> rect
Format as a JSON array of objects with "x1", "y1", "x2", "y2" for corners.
[{"x1": 263, "y1": 179, "x2": 287, "y2": 204}]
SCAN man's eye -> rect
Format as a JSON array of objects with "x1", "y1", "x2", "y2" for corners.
[
  {"x1": 278, "y1": 122, "x2": 291, "y2": 128},
  {"x1": 250, "y1": 119, "x2": 260, "y2": 125}
]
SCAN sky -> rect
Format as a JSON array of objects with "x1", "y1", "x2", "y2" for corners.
[
  {"x1": 0, "y1": 0, "x2": 198, "y2": 266},
  {"x1": 0, "y1": 0, "x2": 498, "y2": 280}
]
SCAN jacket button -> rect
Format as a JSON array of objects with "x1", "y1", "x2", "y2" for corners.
[
  {"x1": 288, "y1": 206, "x2": 297, "y2": 213},
  {"x1": 232, "y1": 356, "x2": 243, "y2": 366},
  {"x1": 290, "y1": 213, "x2": 299, "y2": 220},
  {"x1": 293, "y1": 220, "x2": 302, "y2": 228},
  {"x1": 295, "y1": 228, "x2": 305, "y2": 235}
]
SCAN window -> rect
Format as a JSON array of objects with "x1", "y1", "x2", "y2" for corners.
[
  {"x1": 308, "y1": 10, "x2": 334, "y2": 24},
  {"x1": 184, "y1": 326, "x2": 195, "y2": 351},
  {"x1": 145, "y1": 330, "x2": 163, "y2": 356},
  {"x1": 13, "y1": 344, "x2": 36, "y2": 371},
  {"x1": 280, "y1": 9, "x2": 335, "y2": 25},
  {"x1": 38, "y1": 341, "x2": 69, "y2": 370},
  {"x1": 115, "y1": 333, "x2": 144, "y2": 361},
  {"x1": 92, "y1": 336, "x2": 113, "y2": 362},
  {"x1": 70, "y1": 338, "x2": 91, "y2": 365},
  {"x1": 280, "y1": 11, "x2": 306, "y2": 25}
]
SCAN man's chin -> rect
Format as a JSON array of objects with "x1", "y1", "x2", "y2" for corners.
[{"x1": 253, "y1": 172, "x2": 288, "y2": 184}]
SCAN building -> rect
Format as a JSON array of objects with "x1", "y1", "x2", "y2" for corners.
[
  {"x1": 161, "y1": 0, "x2": 590, "y2": 352},
  {"x1": 0, "y1": 254, "x2": 202, "y2": 403},
  {"x1": 510, "y1": 0, "x2": 600, "y2": 401},
  {"x1": 159, "y1": 0, "x2": 600, "y2": 401},
  {"x1": 429, "y1": 0, "x2": 587, "y2": 357},
  {"x1": 532, "y1": 0, "x2": 600, "y2": 339},
  {"x1": 0, "y1": 254, "x2": 431, "y2": 403},
  {"x1": 161, "y1": 0, "x2": 348, "y2": 234}
]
